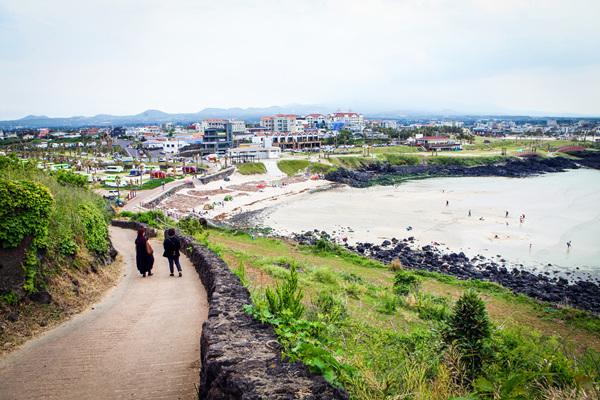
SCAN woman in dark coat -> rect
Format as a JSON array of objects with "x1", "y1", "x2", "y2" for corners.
[{"x1": 135, "y1": 228, "x2": 154, "y2": 277}]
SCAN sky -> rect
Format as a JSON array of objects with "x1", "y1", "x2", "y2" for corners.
[{"x1": 0, "y1": 0, "x2": 599, "y2": 119}]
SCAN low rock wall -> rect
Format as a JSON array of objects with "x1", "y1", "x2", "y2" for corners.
[
  {"x1": 142, "y1": 181, "x2": 195, "y2": 209},
  {"x1": 112, "y1": 220, "x2": 347, "y2": 399},
  {"x1": 198, "y1": 167, "x2": 235, "y2": 184}
]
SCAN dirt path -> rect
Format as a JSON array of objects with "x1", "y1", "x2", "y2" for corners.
[{"x1": 0, "y1": 227, "x2": 208, "y2": 400}]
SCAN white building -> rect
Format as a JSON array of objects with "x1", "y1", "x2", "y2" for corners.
[
  {"x1": 329, "y1": 112, "x2": 365, "y2": 131},
  {"x1": 228, "y1": 144, "x2": 281, "y2": 161},
  {"x1": 260, "y1": 114, "x2": 298, "y2": 133}
]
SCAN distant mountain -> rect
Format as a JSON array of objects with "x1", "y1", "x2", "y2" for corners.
[
  {"x1": 1, "y1": 106, "x2": 597, "y2": 129},
  {"x1": 0, "y1": 105, "x2": 335, "y2": 129}
]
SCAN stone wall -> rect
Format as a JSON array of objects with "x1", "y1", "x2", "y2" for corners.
[
  {"x1": 112, "y1": 220, "x2": 347, "y2": 399},
  {"x1": 110, "y1": 220, "x2": 157, "y2": 238},
  {"x1": 198, "y1": 167, "x2": 235, "y2": 185},
  {"x1": 141, "y1": 180, "x2": 195, "y2": 209}
]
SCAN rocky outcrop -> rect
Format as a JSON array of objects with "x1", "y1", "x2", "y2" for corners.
[
  {"x1": 325, "y1": 156, "x2": 593, "y2": 187},
  {"x1": 112, "y1": 220, "x2": 346, "y2": 399},
  {"x1": 295, "y1": 230, "x2": 600, "y2": 314}
]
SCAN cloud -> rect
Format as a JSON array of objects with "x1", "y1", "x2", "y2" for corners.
[{"x1": 0, "y1": 0, "x2": 598, "y2": 119}]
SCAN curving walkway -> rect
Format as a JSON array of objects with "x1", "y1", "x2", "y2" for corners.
[{"x1": 0, "y1": 227, "x2": 208, "y2": 400}]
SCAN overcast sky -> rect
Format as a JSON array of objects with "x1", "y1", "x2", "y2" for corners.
[{"x1": 1, "y1": 0, "x2": 599, "y2": 119}]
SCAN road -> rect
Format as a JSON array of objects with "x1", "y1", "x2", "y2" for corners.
[{"x1": 0, "y1": 227, "x2": 208, "y2": 400}]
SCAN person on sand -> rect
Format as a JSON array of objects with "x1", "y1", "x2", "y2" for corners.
[
  {"x1": 505, "y1": 211, "x2": 509, "y2": 218},
  {"x1": 163, "y1": 228, "x2": 182, "y2": 277},
  {"x1": 468, "y1": 209, "x2": 471, "y2": 217},
  {"x1": 567, "y1": 241, "x2": 572, "y2": 250},
  {"x1": 446, "y1": 200, "x2": 449, "y2": 207},
  {"x1": 135, "y1": 228, "x2": 154, "y2": 277}
]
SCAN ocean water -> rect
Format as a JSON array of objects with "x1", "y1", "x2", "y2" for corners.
[{"x1": 259, "y1": 169, "x2": 600, "y2": 277}]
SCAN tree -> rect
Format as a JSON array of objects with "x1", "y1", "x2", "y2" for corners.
[{"x1": 444, "y1": 290, "x2": 491, "y2": 381}]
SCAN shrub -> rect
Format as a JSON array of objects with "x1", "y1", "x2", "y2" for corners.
[
  {"x1": 53, "y1": 170, "x2": 88, "y2": 187},
  {"x1": 265, "y1": 264, "x2": 304, "y2": 320},
  {"x1": 223, "y1": 194, "x2": 233, "y2": 201},
  {"x1": 313, "y1": 291, "x2": 347, "y2": 323},
  {"x1": 78, "y1": 202, "x2": 109, "y2": 254},
  {"x1": 444, "y1": 290, "x2": 491, "y2": 380},
  {"x1": 389, "y1": 258, "x2": 404, "y2": 271},
  {"x1": 415, "y1": 293, "x2": 451, "y2": 322},
  {"x1": 0, "y1": 178, "x2": 53, "y2": 248},
  {"x1": 311, "y1": 268, "x2": 339, "y2": 285},
  {"x1": 177, "y1": 216, "x2": 205, "y2": 236},
  {"x1": 344, "y1": 283, "x2": 363, "y2": 299},
  {"x1": 394, "y1": 270, "x2": 421, "y2": 296},
  {"x1": 377, "y1": 293, "x2": 400, "y2": 314}
]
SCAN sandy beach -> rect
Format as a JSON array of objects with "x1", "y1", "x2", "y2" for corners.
[{"x1": 256, "y1": 169, "x2": 600, "y2": 276}]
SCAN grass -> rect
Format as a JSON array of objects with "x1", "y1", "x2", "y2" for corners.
[
  {"x1": 204, "y1": 228, "x2": 600, "y2": 399},
  {"x1": 328, "y1": 156, "x2": 376, "y2": 169},
  {"x1": 236, "y1": 162, "x2": 267, "y2": 175},
  {"x1": 277, "y1": 159, "x2": 310, "y2": 176}
]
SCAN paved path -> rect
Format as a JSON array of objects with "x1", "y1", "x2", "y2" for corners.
[{"x1": 0, "y1": 227, "x2": 208, "y2": 400}]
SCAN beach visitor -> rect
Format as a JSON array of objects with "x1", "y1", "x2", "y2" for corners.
[
  {"x1": 505, "y1": 211, "x2": 509, "y2": 218},
  {"x1": 446, "y1": 200, "x2": 449, "y2": 207},
  {"x1": 135, "y1": 228, "x2": 154, "y2": 277},
  {"x1": 163, "y1": 228, "x2": 182, "y2": 277},
  {"x1": 468, "y1": 210, "x2": 471, "y2": 217},
  {"x1": 567, "y1": 241, "x2": 572, "y2": 250}
]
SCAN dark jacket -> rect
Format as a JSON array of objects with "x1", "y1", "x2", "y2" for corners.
[
  {"x1": 163, "y1": 236, "x2": 181, "y2": 258},
  {"x1": 135, "y1": 237, "x2": 154, "y2": 273}
]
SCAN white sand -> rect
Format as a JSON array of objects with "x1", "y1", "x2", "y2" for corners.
[{"x1": 259, "y1": 169, "x2": 600, "y2": 275}]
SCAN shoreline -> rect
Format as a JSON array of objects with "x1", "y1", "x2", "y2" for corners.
[
  {"x1": 325, "y1": 153, "x2": 600, "y2": 187},
  {"x1": 292, "y1": 230, "x2": 600, "y2": 314}
]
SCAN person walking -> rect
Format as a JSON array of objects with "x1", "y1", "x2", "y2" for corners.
[
  {"x1": 163, "y1": 228, "x2": 182, "y2": 277},
  {"x1": 135, "y1": 228, "x2": 154, "y2": 277}
]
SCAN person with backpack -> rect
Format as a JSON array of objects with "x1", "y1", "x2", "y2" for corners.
[
  {"x1": 163, "y1": 228, "x2": 182, "y2": 277},
  {"x1": 135, "y1": 228, "x2": 154, "y2": 277}
]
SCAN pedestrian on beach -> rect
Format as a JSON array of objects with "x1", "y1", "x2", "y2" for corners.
[
  {"x1": 505, "y1": 211, "x2": 509, "y2": 218},
  {"x1": 468, "y1": 209, "x2": 471, "y2": 217},
  {"x1": 163, "y1": 228, "x2": 182, "y2": 277},
  {"x1": 135, "y1": 228, "x2": 154, "y2": 277},
  {"x1": 567, "y1": 241, "x2": 572, "y2": 250},
  {"x1": 446, "y1": 200, "x2": 449, "y2": 207}
]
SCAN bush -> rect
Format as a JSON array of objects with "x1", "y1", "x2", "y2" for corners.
[
  {"x1": 313, "y1": 291, "x2": 347, "y2": 323},
  {"x1": 177, "y1": 216, "x2": 205, "y2": 236},
  {"x1": 444, "y1": 290, "x2": 491, "y2": 380},
  {"x1": 265, "y1": 264, "x2": 304, "y2": 320},
  {"x1": 377, "y1": 293, "x2": 400, "y2": 314},
  {"x1": 0, "y1": 179, "x2": 53, "y2": 248},
  {"x1": 53, "y1": 170, "x2": 88, "y2": 187},
  {"x1": 312, "y1": 267, "x2": 339, "y2": 285},
  {"x1": 78, "y1": 202, "x2": 109, "y2": 254},
  {"x1": 394, "y1": 270, "x2": 421, "y2": 296},
  {"x1": 415, "y1": 293, "x2": 451, "y2": 322}
]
